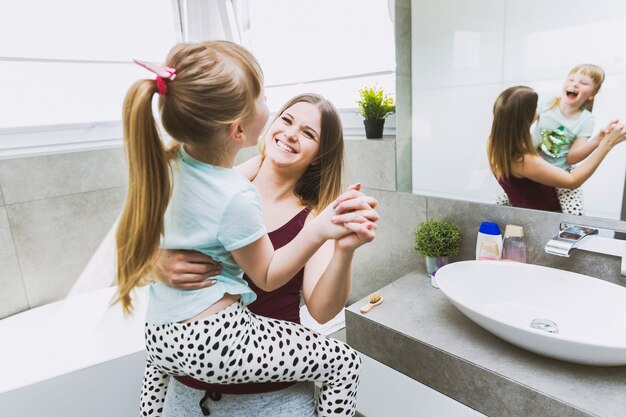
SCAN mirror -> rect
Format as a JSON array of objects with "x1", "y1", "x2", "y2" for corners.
[{"x1": 407, "y1": 0, "x2": 626, "y2": 220}]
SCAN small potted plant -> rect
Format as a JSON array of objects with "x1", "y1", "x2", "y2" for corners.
[
  {"x1": 356, "y1": 85, "x2": 396, "y2": 139},
  {"x1": 414, "y1": 219, "x2": 461, "y2": 287}
]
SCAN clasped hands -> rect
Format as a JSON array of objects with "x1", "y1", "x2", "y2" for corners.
[{"x1": 153, "y1": 183, "x2": 379, "y2": 290}]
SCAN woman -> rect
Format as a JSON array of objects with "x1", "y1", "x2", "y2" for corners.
[
  {"x1": 154, "y1": 93, "x2": 380, "y2": 416},
  {"x1": 488, "y1": 85, "x2": 626, "y2": 212}
]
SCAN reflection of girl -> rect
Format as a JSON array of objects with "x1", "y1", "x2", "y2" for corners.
[
  {"x1": 155, "y1": 93, "x2": 379, "y2": 417},
  {"x1": 532, "y1": 64, "x2": 615, "y2": 214},
  {"x1": 488, "y1": 86, "x2": 626, "y2": 212},
  {"x1": 116, "y1": 41, "x2": 375, "y2": 417}
]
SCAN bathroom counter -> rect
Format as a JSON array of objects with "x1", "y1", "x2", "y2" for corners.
[{"x1": 345, "y1": 269, "x2": 626, "y2": 417}]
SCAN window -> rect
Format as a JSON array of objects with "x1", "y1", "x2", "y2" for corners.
[
  {"x1": 243, "y1": 0, "x2": 396, "y2": 111},
  {"x1": 0, "y1": 0, "x2": 176, "y2": 129}
]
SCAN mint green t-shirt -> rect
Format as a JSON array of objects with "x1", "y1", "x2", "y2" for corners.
[
  {"x1": 532, "y1": 102, "x2": 595, "y2": 170},
  {"x1": 146, "y1": 147, "x2": 266, "y2": 324}
]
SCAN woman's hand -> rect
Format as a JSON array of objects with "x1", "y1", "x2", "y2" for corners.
[
  {"x1": 153, "y1": 249, "x2": 221, "y2": 290},
  {"x1": 332, "y1": 183, "x2": 380, "y2": 251},
  {"x1": 600, "y1": 123, "x2": 626, "y2": 149},
  {"x1": 336, "y1": 220, "x2": 378, "y2": 251}
]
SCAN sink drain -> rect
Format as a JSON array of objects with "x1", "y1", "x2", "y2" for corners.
[{"x1": 530, "y1": 318, "x2": 559, "y2": 334}]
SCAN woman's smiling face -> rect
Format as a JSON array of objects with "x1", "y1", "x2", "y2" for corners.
[{"x1": 264, "y1": 101, "x2": 322, "y2": 169}]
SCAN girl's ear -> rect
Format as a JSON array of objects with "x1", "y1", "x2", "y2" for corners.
[{"x1": 228, "y1": 120, "x2": 245, "y2": 143}]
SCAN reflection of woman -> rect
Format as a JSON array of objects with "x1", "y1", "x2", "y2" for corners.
[
  {"x1": 154, "y1": 93, "x2": 380, "y2": 417},
  {"x1": 488, "y1": 86, "x2": 626, "y2": 212}
]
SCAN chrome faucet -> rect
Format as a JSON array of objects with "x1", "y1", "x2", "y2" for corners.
[
  {"x1": 545, "y1": 223, "x2": 626, "y2": 276},
  {"x1": 544, "y1": 224, "x2": 598, "y2": 256}
]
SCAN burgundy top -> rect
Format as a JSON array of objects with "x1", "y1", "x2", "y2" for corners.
[
  {"x1": 498, "y1": 175, "x2": 561, "y2": 212},
  {"x1": 174, "y1": 208, "x2": 310, "y2": 394}
]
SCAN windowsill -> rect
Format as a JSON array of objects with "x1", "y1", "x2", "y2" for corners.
[
  {"x1": 0, "y1": 121, "x2": 123, "y2": 160},
  {"x1": 0, "y1": 110, "x2": 396, "y2": 159}
]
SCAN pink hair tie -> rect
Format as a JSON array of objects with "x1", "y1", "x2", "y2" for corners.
[{"x1": 133, "y1": 59, "x2": 177, "y2": 96}]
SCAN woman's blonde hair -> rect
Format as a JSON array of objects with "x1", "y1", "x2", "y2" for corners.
[
  {"x1": 548, "y1": 63, "x2": 605, "y2": 112},
  {"x1": 488, "y1": 86, "x2": 538, "y2": 180},
  {"x1": 116, "y1": 41, "x2": 263, "y2": 313},
  {"x1": 260, "y1": 93, "x2": 344, "y2": 211}
]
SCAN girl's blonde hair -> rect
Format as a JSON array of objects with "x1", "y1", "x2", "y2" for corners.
[
  {"x1": 488, "y1": 86, "x2": 538, "y2": 180},
  {"x1": 259, "y1": 93, "x2": 344, "y2": 211},
  {"x1": 116, "y1": 41, "x2": 264, "y2": 313},
  {"x1": 548, "y1": 63, "x2": 605, "y2": 112}
]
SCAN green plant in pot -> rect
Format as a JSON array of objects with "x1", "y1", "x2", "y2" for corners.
[
  {"x1": 414, "y1": 219, "x2": 461, "y2": 287},
  {"x1": 356, "y1": 85, "x2": 396, "y2": 139}
]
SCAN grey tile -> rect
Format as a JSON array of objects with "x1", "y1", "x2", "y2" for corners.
[
  {"x1": 0, "y1": 206, "x2": 29, "y2": 319},
  {"x1": 7, "y1": 186, "x2": 126, "y2": 308},
  {"x1": 395, "y1": 73, "x2": 412, "y2": 193},
  {"x1": 394, "y1": 0, "x2": 412, "y2": 193},
  {"x1": 349, "y1": 190, "x2": 426, "y2": 304},
  {"x1": 0, "y1": 185, "x2": 4, "y2": 206},
  {"x1": 395, "y1": 0, "x2": 412, "y2": 78},
  {"x1": 346, "y1": 273, "x2": 614, "y2": 417},
  {"x1": 347, "y1": 310, "x2": 593, "y2": 417},
  {"x1": 344, "y1": 139, "x2": 396, "y2": 192},
  {"x1": 0, "y1": 147, "x2": 127, "y2": 204}
]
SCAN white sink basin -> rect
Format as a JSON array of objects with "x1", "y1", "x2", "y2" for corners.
[{"x1": 436, "y1": 260, "x2": 626, "y2": 366}]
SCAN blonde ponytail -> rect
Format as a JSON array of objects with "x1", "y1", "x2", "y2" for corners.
[{"x1": 115, "y1": 79, "x2": 172, "y2": 314}]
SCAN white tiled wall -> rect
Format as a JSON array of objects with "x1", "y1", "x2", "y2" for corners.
[{"x1": 411, "y1": 0, "x2": 626, "y2": 219}]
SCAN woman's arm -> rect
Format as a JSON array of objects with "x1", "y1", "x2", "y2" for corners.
[
  {"x1": 232, "y1": 188, "x2": 376, "y2": 292},
  {"x1": 522, "y1": 124, "x2": 626, "y2": 189},
  {"x1": 301, "y1": 196, "x2": 379, "y2": 324},
  {"x1": 152, "y1": 250, "x2": 221, "y2": 289}
]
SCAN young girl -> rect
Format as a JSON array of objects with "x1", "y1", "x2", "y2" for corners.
[
  {"x1": 532, "y1": 63, "x2": 616, "y2": 214},
  {"x1": 116, "y1": 41, "x2": 374, "y2": 417},
  {"x1": 488, "y1": 85, "x2": 625, "y2": 212},
  {"x1": 157, "y1": 93, "x2": 379, "y2": 417}
]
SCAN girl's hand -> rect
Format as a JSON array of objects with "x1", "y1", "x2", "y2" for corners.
[
  {"x1": 153, "y1": 249, "x2": 221, "y2": 290},
  {"x1": 314, "y1": 184, "x2": 376, "y2": 240},
  {"x1": 334, "y1": 183, "x2": 379, "y2": 251}
]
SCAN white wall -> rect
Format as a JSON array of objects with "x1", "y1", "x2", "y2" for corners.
[{"x1": 411, "y1": 0, "x2": 626, "y2": 219}]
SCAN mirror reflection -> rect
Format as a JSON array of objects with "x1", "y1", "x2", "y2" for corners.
[{"x1": 410, "y1": 0, "x2": 626, "y2": 220}]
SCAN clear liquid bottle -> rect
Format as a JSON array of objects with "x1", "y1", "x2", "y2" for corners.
[{"x1": 501, "y1": 225, "x2": 527, "y2": 263}]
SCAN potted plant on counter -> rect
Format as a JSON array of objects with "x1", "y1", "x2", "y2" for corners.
[
  {"x1": 356, "y1": 85, "x2": 395, "y2": 139},
  {"x1": 414, "y1": 219, "x2": 461, "y2": 287}
]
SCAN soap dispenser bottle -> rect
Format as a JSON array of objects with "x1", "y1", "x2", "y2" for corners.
[
  {"x1": 501, "y1": 225, "x2": 527, "y2": 263},
  {"x1": 475, "y1": 222, "x2": 503, "y2": 260}
]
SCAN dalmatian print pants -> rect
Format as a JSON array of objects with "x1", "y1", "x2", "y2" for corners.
[
  {"x1": 555, "y1": 187, "x2": 584, "y2": 216},
  {"x1": 141, "y1": 301, "x2": 361, "y2": 417}
]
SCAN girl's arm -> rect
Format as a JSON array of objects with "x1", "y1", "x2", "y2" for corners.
[
  {"x1": 566, "y1": 120, "x2": 617, "y2": 165},
  {"x1": 152, "y1": 189, "x2": 378, "y2": 293},
  {"x1": 522, "y1": 124, "x2": 626, "y2": 189},
  {"x1": 232, "y1": 189, "x2": 376, "y2": 292}
]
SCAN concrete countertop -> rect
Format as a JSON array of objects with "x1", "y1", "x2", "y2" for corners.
[{"x1": 345, "y1": 269, "x2": 626, "y2": 417}]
